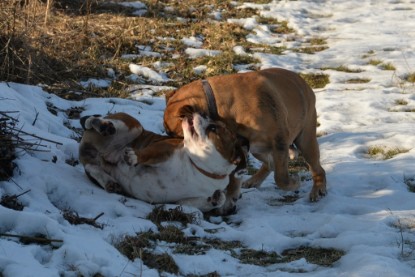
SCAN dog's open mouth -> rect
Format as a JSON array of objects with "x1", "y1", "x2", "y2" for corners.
[{"x1": 184, "y1": 115, "x2": 197, "y2": 138}]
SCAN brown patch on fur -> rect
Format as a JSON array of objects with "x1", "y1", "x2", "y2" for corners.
[
  {"x1": 106, "y1": 112, "x2": 141, "y2": 130},
  {"x1": 134, "y1": 137, "x2": 183, "y2": 165}
]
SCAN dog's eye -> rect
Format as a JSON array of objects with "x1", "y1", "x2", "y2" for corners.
[{"x1": 207, "y1": 124, "x2": 217, "y2": 132}]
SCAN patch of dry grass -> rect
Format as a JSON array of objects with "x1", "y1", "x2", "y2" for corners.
[
  {"x1": 0, "y1": 0, "x2": 340, "y2": 101},
  {"x1": 321, "y1": 65, "x2": 364, "y2": 73},
  {"x1": 300, "y1": 73, "x2": 330, "y2": 89},
  {"x1": 344, "y1": 78, "x2": 371, "y2": 84},
  {"x1": 395, "y1": 99, "x2": 408, "y2": 105},
  {"x1": 404, "y1": 73, "x2": 415, "y2": 83},
  {"x1": 1, "y1": 0, "x2": 271, "y2": 97},
  {"x1": 368, "y1": 59, "x2": 382, "y2": 66},
  {"x1": 379, "y1": 62, "x2": 396, "y2": 71},
  {"x1": 282, "y1": 247, "x2": 344, "y2": 266},
  {"x1": 147, "y1": 205, "x2": 199, "y2": 226},
  {"x1": 367, "y1": 145, "x2": 410, "y2": 160}
]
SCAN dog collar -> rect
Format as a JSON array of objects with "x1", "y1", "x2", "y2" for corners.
[
  {"x1": 189, "y1": 158, "x2": 227, "y2": 180},
  {"x1": 201, "y1": 80, "x2": 219, "y2": 121}
]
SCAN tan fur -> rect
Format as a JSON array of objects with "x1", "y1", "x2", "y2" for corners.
[{"x1": 164, "y1": 68, "x2": 326, "y2": 201}]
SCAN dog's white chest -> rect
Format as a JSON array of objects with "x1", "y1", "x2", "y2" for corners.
[{"x1": 112, "y1": 151, "x2": 229, "y2": 203}]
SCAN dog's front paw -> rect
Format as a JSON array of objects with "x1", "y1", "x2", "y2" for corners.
[
  {"x1": 242, "y1": 178, "x2": 261, "y2": 189},
  {"x1": 207, "y1": 190, "x2": 226, "y2": 208},
  {"x1": 124, "y1": 147, "x2": 138, "y2": 166},
  {"x1": 309, "y1": 174, "x2": 327, "y2": 202},
  {"x1": 309, "y1": 186, "x2": 326, "y2": 202},
  {"x1": 278, "y1": 175, "x2": 300, "y2": 191},
  {"x1": 211, "y1": 196, "x2": 238, "y2": 216},
  {"x1": 105, "y1": 181, "x2": 124, "y2": 194}
]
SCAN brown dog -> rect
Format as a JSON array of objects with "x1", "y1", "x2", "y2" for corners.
[
  {"x1": 79, "y1": 108, "x2": 246, "y2": 214},
  {"x1": 163, "y1": 68, "x2": 326, "y2": 201}
]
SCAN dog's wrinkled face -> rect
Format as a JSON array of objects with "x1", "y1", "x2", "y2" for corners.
[{"x1": 181, "y1": 109, "x2": 244, "y2": 173}]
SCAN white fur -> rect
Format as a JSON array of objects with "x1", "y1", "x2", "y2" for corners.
[
  {"x1": 110, "y1": 151, "x2": 230, "y2": 209},
  {"x1": 182, "y1": 114, "x2": 233, "y2": 176},
  {"x1": 92, "y1": 113, "x2": 237, "y2": 212}
]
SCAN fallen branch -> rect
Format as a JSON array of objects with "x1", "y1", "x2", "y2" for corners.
[
  {"x1": 10, "y1": 127, "x2": 63, "y2": 145},
  {"x1": 3, "y1": 189, "x2": 30, "y2": 200},
  {"x1": 0, "y1": 233, "x2": 63, "y2": 245},
  {"x1": 63, "y1": 210, "x2": 105, "y2": 229}
]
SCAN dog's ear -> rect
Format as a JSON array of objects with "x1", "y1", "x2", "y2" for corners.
[
  {"x1": 178, "y1": 105, "x2": 195, "y2": 119},
  {"x1": 80, "y1": 116, "x2": 90, "y2": 130},
  {"x1": 164, "y1": 90, "x2": 177, "y2": 103},
  {"x1": 80, "y1": 115, "x2": 101, "y2": 130}
]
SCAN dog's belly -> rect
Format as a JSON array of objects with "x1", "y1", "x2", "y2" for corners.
[{"x1": 111, "y1": 156, "x2": 229, "y2": 204}]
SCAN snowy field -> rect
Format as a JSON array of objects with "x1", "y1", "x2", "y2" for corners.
[{"x1": 1, "y1": 0, "x2": 415, "y2": 276}]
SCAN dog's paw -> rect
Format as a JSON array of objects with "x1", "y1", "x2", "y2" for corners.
[
  {"x1": 207, "y1": 190, "x2": 226, "y2": 208},
  {"x1": 105, "y1": 181, "x2": 124, "y2": 194},
  {"x1": 242, "y1": 178, "x2": 261, "y2": 189},
  {"x1": 124, "y1": 147, "x2": 138, "y2": 166},
  {"x1": 211, "y1": 196, "x2": 238, "y2": 216},
  {"x1": 278, "y1": 175, "x2": 300, "y2": 191},
  {"x1": 309, "y1": 173, "x2": 327, "y2": 202},
  {"x1": 309, "y1": 184, "x2": 327, "y2": 202},
  {"x1": 98, "y1": 120, "x2": 116, "y2": 136}
]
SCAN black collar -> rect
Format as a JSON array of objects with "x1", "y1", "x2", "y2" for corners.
[{"x1": 201, "y1": 79, "x2": 219, "y2": 120}]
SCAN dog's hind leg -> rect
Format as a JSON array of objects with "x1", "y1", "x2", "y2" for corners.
[
  {"x1": 271, "y1": 136, "x2": 300, "y2": 191},
  {"x1": 84, "y1": 164, "x2": 124, "y2": 194},
  {"x1": 294, "y1": 112, "x2": 326, "y2": 201}
]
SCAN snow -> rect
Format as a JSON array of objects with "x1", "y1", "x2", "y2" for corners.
[
  {"x1": 193, "y1": 65, "x2": 207, "y2": 75},
  {"x1": 185, "y1": 48, "x2": 222, "y2": 59},
  {"x1": 1, "y1": 0, "x2": 415, "y2": 276},
  {"x1": 227, "y1": 17, "x2": 258, "y2": 30},
  {"x1": 129, "y1": 64, "x2": 170, "y2": 83},
  {"x1": 181, "y1": 37, "x2": 204, "y2": 48},
  {"x1": 80, "y1": 78, "x2": 111, "y2": 88},
  {"x1": 119, "y1": 1, "x2": 147, "y2": 16}
]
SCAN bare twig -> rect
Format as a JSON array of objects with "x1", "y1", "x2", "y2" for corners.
[
  {"x1": 0, "y1": 233, "x2": 63, "y2": 244},
  {"x1": 63, "y1": 210, "x2": 105, "y2": 229},
  {"x1": 93, "y1": 212, "x2": 105, "y2": 221},
  {"x1": 9, "y1": 127, "x2": 63, "y2": 145},
  {"x1": 4, "y1": 189, "x2": 31, "y2": 200},
  {"x1": 31, "y1": 108, "x2": 39, "y2": 126},
  {"x1": 7, "y1": 178, "x2": 23, "y2": 190}
]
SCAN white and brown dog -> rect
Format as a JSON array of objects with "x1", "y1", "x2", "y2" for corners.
[
  {"x1": 79, "y1": 107, "x2": 245, "y2": 214},
  {"x1": 164, "y1": 68, "x2": 326, "y2": 201}
]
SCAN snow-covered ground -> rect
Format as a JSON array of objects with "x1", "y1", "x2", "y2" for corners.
[{"x1": 1, "y1": 0, "x2": 415, "y2": 276}]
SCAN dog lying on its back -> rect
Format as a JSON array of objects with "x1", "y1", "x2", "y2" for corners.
[{"x1": 79, "y1": 106, "x2": 246, "y2": 214}]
